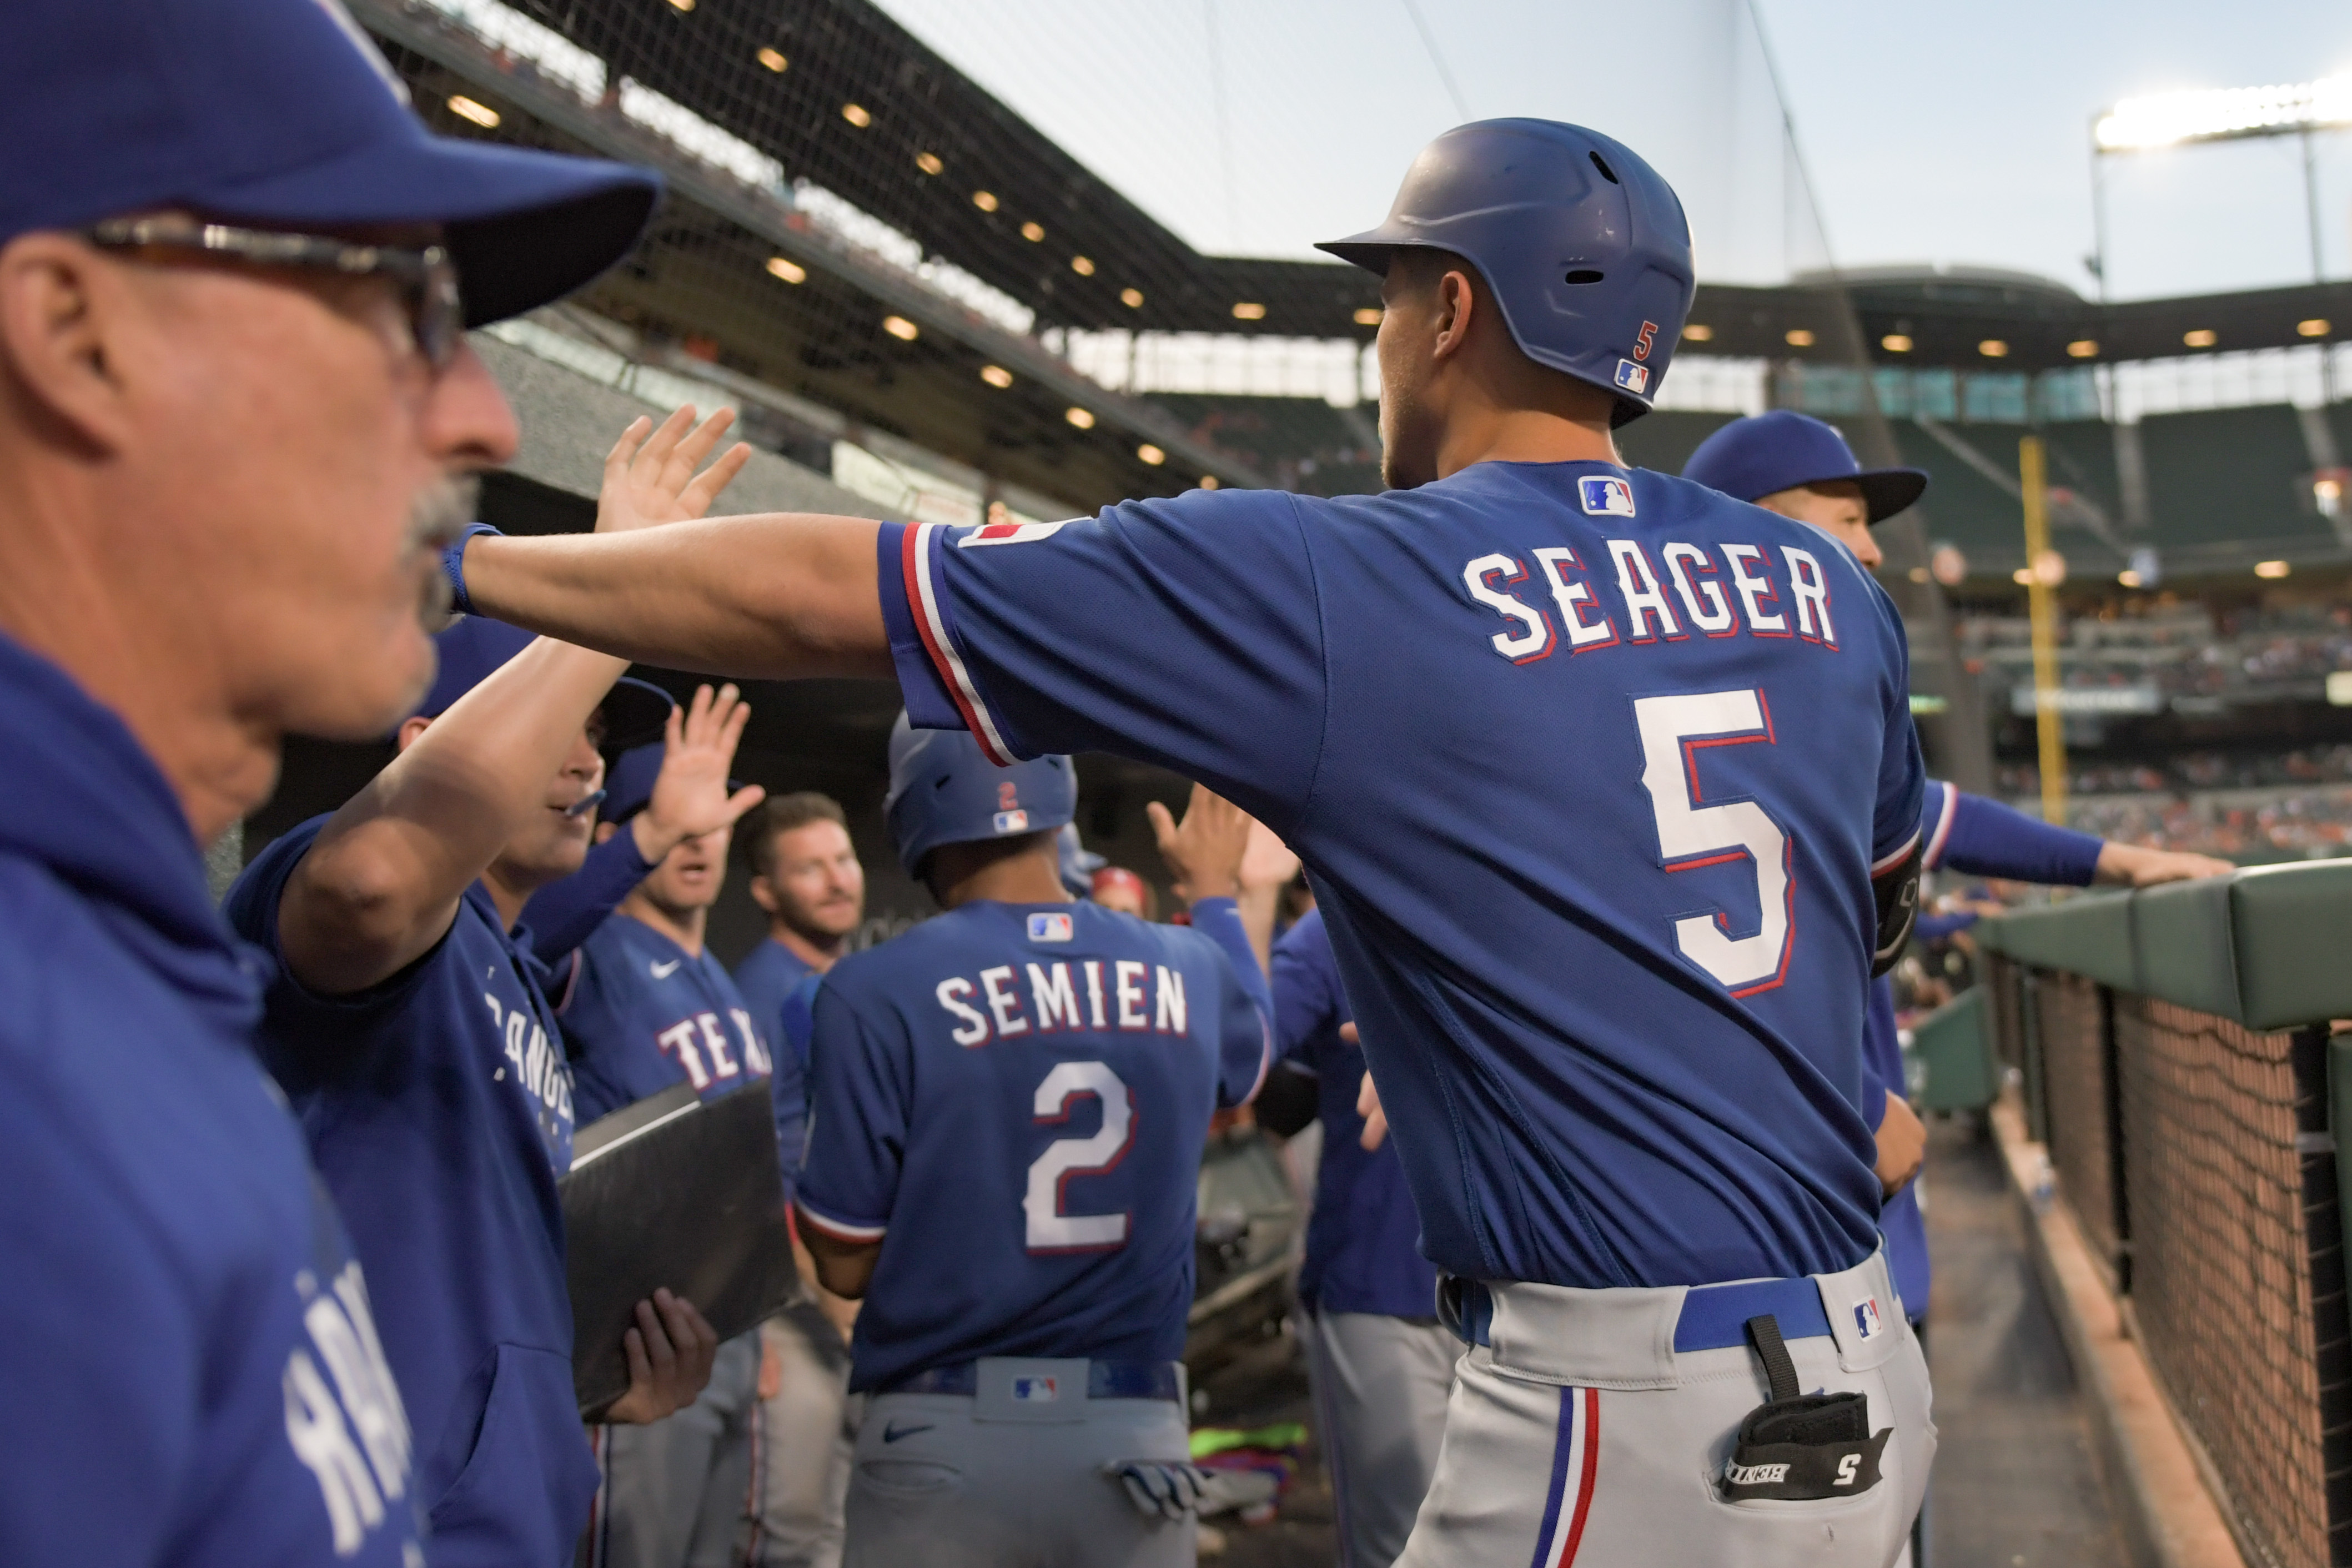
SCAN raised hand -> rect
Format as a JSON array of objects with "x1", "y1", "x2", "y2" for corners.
[
  {"x1": 598, "y1": 405, "x2": 754, "y2": 534},
  {"x1": 632, "y1": 683, "x2": 767, "y2": 862},
  {"x1": 1148, "y1": 783, "x2": 1250, "y2": 904}
]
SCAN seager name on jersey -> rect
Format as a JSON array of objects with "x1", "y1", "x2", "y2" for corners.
[
  {"x1": 936, "y1": 958, "x2": 1194, "y2": 1047},
  {"x1": 1462, "y1": 538, "x2": 1840, "y2": 664}
]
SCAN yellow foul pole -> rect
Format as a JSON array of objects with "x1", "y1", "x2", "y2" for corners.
[{"x1": 2019, "y1": 436, "x2": 2067, "y2": 826}]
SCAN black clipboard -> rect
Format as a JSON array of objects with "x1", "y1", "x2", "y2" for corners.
[{"x1": 560, "y1": 1079, "x2": 796, "y2": 1420}]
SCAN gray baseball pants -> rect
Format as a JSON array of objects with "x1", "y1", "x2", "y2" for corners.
[
  {"x1": 1301, "y1": 1309, "x2": 1457, "y2": 1568},
  {"x1": 748, "y1": 1300, "x2": 862, "y2": 1568},
  {"x1": 584, "y1": 1329, "x2": 763, "y2": 1568},
  {"x1": 842, "y1": 1358, "x2": 1194, "y2": 1568},
  {"x1": 1396, "y1": 1250, "x2": 1933, "y2": 1568}
]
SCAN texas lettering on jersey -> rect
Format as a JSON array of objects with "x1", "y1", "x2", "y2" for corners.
[
  {"x1": 658, "y1": 1006, "x2": 772, "y2": 1090},
  {"x1": 1462, "y1": 536, "x2": 1841, "y2": 664},
  {"x1": 283, "y1": 1260, "x2": 418, "y2": 1559},
  {"x1": 933, "y1": 957, "x2": 1195, "y2": 1047},
  {"x1": 481, "y1": 983, "x2": 573, "y2": 1159}
]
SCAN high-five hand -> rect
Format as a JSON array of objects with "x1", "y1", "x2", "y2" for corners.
[
  {"x1": 1148, "y1": 783, "x2": 1251, "y2": 904},
  {"x1": 599, "y1": 405, "x2": 753, "y2": 534},
  {"x1": 632, "y1": 683, "x2": 767, "y2": 862}
]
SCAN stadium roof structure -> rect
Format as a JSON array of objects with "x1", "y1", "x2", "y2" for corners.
[{"x1": 353, "y1": 0, "x2": 2345, "y2": 514}]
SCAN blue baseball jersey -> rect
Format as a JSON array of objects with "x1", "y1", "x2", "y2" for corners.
[
  {"x1": 1863, "y1": 978, "x2": 1928, "y2": 1323},
  {"x1": 559, "y1": 912, "x2": 778, "y2": 1123},
  {"x1": 228, "y1": 818, "x2": 597, "y2": 1568},
  {"x1": 797, "y1": 898, "x2": 1271, "y2": 1393},
  {"x1": 1273, "y1": 908, "x2": 1440, "y2": 1320},
  {"x1": 878, "y1": 460, "x2": 1925, "y2": 1290},
  {"x1": 0, "y1": 635, "x2": 423, "y2": 1567},
  {"x1": 1921, "y1": 779, "x2": 2104, "y2": 887},
  {"x1": 734, "y1": 937, "x2": 818, "y2": 1071}
]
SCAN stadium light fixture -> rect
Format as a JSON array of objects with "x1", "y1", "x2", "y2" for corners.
[
  {"x1": 914, "y1": 152, "x2": 942, "y2": 176},
  {"x1": 1978, "y1": 339, "x2": 2010, "y2": 358},
  {"x1": 1020, "y1": 222, "x2": 1044, "y2": 242},
  {"x1": 2117, "y1": 569, "x2": 2143, "y2": 588},
  {"x1": 1065, "y1": 406, "x2": 1095, "y2": 429},
  {"x1": 2255, "y1": 559, "x2": 2292, "y2": 578},
  {"x1": 1681, "y1": 323, "x2": 1713, "y2": 341},
  {"x1": 2067, "y1": 339, "x2": 2099, "y2": 358},
  {"x1": 447, "y1": 95, "x2": 500, "y2": 129},
  {"x1": 1354, "y1": 308, "x2": 1383, "y2": 326},
  {"x1": 764, "y1": 256, "x2": 806, "y2": 284},
  {"x1": 1137, "y1": 444, "x2": 1166, "y2": 466},
  {"x1": 1881, "y1": 334, "x2": 1912, "y2": 353},
  {"x1": 2183, "y1": 328, "x2": 2218, "y2": 348},
  {"x1": 1122, "y1": 289, "x2": 1146, "y2": 309},
  {"x1": 972, "y1": 190, "x2": 999, "y2": 213},
  {"x1": 841, "y1": 103, "x2": 871, "y2": 128},
  {"x1": 1783, "y1": 328, "x2": 1814, "y2": 348},
  {"x1": 1232, "y1": 301, "x2": 1267, "y2": 321},
  {"x1": 2095, "y1": 75, "x2": 2352, "y2": 151},
  {"x1": 666, "y1": 0, "x2": 692, "y2": 11},
  {"x1": 2299, "y1": 318, "x2": 2331, "y2": 337},
  {"x1": 979, "y1": 364, "x2": 1013, "y2": 388},
  {"x1": 882, "y1": 316, "x2": 918, "y2": 342},
  {"x1": 756, "y1": 47, "x2": 787, "y2": 72},
  {"x1": 1071, "y1": 255, "x2": 1096, "y2": 277},
  {"x1": 1199, "y1": 476, "x2": 1222, "y2": 490}
]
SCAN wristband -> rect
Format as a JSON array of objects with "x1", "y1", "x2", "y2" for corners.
[{"x1": 442, "y1": 522, "x2": 502, "y2": 617}]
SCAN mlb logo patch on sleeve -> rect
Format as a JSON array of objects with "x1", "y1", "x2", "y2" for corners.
[
  {"x1": 1852, "y1": 1297, "x2": 1883, "y2": 1340},
  {"x1": 1012, "y1": 1375, "x2": 1059, "y2": 1403},
  {"x1": 957, "y1": 520, "x2": 1071, "y2": 547},
  {"x1": 1614, "y1": 359, "x2": 1650, "y2": 395},
  {"x1": 1577, "y1": 475, "x2": 1637, "y2": 517},
  {"x1": 1027, "y1": 912, "x2": 1075, "y2": 943}
]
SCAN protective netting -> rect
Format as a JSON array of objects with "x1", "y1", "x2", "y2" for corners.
[{"x1": 2037, "y1": 972, "x2": 2124, "y2": 1285}]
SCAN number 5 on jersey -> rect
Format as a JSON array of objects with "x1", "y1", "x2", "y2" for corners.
[
  {"x1": 1634, "y1": 689, "x2": 1793, "y2": 996},
  {"x1": 1025, "y1": 1061, "x2": 1134, "y2": 1252}
]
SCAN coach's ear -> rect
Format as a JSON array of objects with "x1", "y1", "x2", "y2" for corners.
[{"x1": 0, "y1": 233, "x2": 140, "y2": 455}]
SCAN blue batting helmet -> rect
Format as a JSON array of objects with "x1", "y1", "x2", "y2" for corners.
[
  {"x1": 1319, "y1": 119, "x2": 1695, "y2": 426},
  {"x1": 883, "y1": 713, "x2": 1077, "y2": 881}
]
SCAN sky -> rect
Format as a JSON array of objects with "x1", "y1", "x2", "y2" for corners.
[{"x1": 872, "y1": 0, "x2": 2352, "y2": 301}]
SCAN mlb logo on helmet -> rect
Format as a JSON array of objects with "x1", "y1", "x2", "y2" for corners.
[
  {"x1": 1577, "y1": 475, "x2": 1636, "y2": 517},
  {"x1": 1614, "y1": 359, "x2": 1650, "y2": 395},
  {"x1": 1012, "y1": 1376, "x2": 1059, "y2": 1403},
  {"x1": 1028, "y1": 912, "x2": 1074, "y2": 943},
  {"x1": 1852, "y1": 1297, "x2": 1882, "y2": 1340}
]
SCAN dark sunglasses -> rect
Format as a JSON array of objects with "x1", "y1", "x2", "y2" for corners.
[{"x1": 81, "y1": 217, "x2": 464, "y2": 370}]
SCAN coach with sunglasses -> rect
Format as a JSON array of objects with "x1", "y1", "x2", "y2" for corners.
[{"x1": 0, "y1": 1, "x2": 660, "y2": 1563}]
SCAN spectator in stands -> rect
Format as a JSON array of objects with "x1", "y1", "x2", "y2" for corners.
[
  {"x1": 1090, "y1": 864, "x2": 1158, "y2": 921},
  {"x1": 731, "y1": 793, "x2": 866, "y2": 1568}
]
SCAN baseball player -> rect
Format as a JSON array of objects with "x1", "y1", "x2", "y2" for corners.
[
  {"x1": 1255, "y1": 908, "x2": 1446, "y2": 1568},
  {"x1": 0, "y1": 0, "x2": 662, "y2": 1560},
  {"x1": 556, "y1": 741, "x2": 782, "y2": 1568},
  {"x1": 451, "y1": 119, "x2": 1935, "y2": 1565},
  {"x1": 225, "y1": 415, "x2": 757, "y2": 1566},
  {"x1": 792, "y1": 718, "x2": 1273, "y2": 1567},
  {"x1": 735, "y1": 794, "x2": 867, "y2": 1050}
]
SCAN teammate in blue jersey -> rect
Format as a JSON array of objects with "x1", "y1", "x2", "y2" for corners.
[
  {"x1": 558, "y1": 738, "x2": 794, "y2": 1568},
  {"x1": 0, "y1": 0, "x2": 664, "y2": 1559},
  {"x1": 455, "y1": 120, "x2": 1934, "y2": 1565},
  {"x1": 227, "y1": 417, "x2": 761, "y2": 1567},
  {"x1": 734, "y1": 791, "x2": 868, "y2": 1069},
  {"x1": 794, "y1": 719, "x2": 1273, "y2": 1566},
  {"x1": 1258, "y1": 907, "x2": 1447, "y2": 1568}
]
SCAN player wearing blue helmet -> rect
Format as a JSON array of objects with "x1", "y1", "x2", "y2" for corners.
[
  {"x1": 456, "y1": 119, "x2": 1934, "y2": 1565},
  {"x1": 793, "y1": 717, "x2": 1273, "y2": 1567}
]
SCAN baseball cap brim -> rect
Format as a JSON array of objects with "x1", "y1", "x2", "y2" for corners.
[
  {"x1": 602, "y1": 677, "x2": 674, "y2": 754},
  {"x1": 1851, "y1": 468, "x2": 1930, "y2": 525},
  {"x1": 192, "y1": 129, "x2": 658, "y2": 328}
]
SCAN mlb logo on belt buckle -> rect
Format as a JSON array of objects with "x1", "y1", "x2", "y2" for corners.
[
  {"x1": 1852, "y1": 1297, "x2": 1883, "y2": 1340},
  {"x1": 993, "y1": 808, "x2": 1030, "y2": 834},
  {"x1": 1613, "y1": 359, "x2": 1650, "y2": 395},
  {"x1": 1028, "y1": 912, "x2": 1074, "y2": 943},
  {"x1": 1011, "y1": 1375, "x2": 1059, "y2": 1403},
  {"x1": 1577, "y1": 475, "x2": 1636, "y2": 517}
]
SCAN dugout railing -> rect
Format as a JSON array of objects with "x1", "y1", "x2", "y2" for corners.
[{"x1": 1977, "y1": 863, "x2": 2352, "y2": 1568}]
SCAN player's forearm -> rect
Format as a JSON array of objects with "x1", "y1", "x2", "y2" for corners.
[
  {"x1": 281, "y1": 641, "x2": 624, "y2": 994},
  {"x1": 463, "y1": 516, "x2": 894, "y2": 681}
]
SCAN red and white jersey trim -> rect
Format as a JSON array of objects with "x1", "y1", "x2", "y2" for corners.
[
  {"x1": 796, "y1": 1198, "x2": 887, "y2": 1244},
  {"x1": 1921, "y1": 785, "x2": 1958, "y2": 871},
  {"x1": 1871, "y1": 827, "x2": 1922, "y2": 876},
  {"x1": 903, "y1": 522, "x2": 1018, "y2": 766},
  {"x1": 956, "y1": 519, "x2": 1071, "y2": 547}
]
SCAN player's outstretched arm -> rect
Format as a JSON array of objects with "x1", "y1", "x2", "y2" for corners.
[{"x1": 2092, "y1": 842, "x2": 2235, "y2": 887}]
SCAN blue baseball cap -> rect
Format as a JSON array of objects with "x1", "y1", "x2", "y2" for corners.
[
  {"x1": 1681, "y1": 411, "x2": 1928, "y2": 525},
  {"x1": 415, "y1": 617, "x2": 672, "y2": 751},
  {"x1": 0, "y1": 0, "x2": 660, "y2": 328}
]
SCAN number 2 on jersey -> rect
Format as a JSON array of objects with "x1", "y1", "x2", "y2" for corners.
[
  {"x1": 1025, "y1": 1061, "x2": 1134, "y2": 1253},
  {"x1": 1634, "y1": 689, "x2": 1793, "y2": 996}
]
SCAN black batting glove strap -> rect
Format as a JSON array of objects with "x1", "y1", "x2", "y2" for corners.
[
  {"x1": 1718, "y1": 1314, "x2": 1892, "y2": 1501},
  {"x1": 1869, "y1": 839, "x2": 1922, "y2": 977}
]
